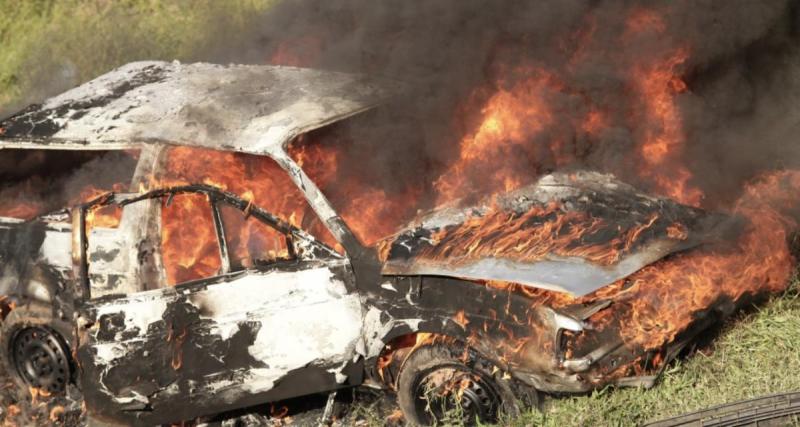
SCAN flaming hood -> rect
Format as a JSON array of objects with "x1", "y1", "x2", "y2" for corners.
[{"x1": 380, "y1": 171, "x2": 736, "y2": 296}]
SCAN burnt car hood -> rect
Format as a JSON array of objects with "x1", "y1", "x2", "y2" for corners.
[{"x1": 380, "y1": 171, "x2": 735, "y2": 296}]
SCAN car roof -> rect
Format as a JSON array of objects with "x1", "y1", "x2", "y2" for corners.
[{"x1": 0, "y1": 61, "x2": 397, "y2": 156}]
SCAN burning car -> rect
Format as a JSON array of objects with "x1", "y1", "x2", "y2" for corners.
[{"x1": 0, "y1": 61, "x2": 794, "y2": 426}]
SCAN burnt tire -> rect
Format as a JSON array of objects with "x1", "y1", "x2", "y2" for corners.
[
  {"x1": 396, "y1": 343, "x2": 525, "y2": 426},
  {"x1": 0, "y1": 303, "x2": 74, "y2": 397}
]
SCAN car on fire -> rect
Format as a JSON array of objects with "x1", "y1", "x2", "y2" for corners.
[{"x1": 0, "y1": 61, "x2": 742, "y2": 425}]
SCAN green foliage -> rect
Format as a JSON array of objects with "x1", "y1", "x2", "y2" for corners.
[{"x1": 0, "y1": 0, "x2": 273, "y2": 111}]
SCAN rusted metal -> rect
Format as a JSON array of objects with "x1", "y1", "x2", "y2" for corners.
[{"x1": 645, "y1": 391, "x2": 800, "y2": 427}]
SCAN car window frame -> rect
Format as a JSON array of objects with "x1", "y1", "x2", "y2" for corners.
[{"x1": 76, "y1": 184, "x2": 342, "y2": 299}]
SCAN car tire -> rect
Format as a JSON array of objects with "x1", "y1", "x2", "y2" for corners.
[
  {"x1": 396, "y1": 343, "x2": 528, "y2": 426},
  {"x1": 0, "y1": 303, "x2": 74, "y2": 397}
]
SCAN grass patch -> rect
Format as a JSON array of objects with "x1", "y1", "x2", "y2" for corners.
[{"x1": 0, "y1": 0, "x2": 274, "y2": 113}]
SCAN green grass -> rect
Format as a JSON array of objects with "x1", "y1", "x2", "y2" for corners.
[
  {"x1": 0, "y1": 0, "x2": 274, "y2": 112},
  {"x1": 512, "y1": 278, "x2": 800, "y2": 426}
]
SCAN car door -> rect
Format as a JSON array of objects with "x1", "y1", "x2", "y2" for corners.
[{"x1": 75, "y1": 190, "x2": 363, "y2": 425}]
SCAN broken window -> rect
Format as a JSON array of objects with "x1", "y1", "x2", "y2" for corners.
[
  {"x1": 161, "y1": 193, "x2": 222, "y2": 286},
  {"x1": 219, "y1": 204, "x2": 292, "y2": 270},
  {"x1": 160, "y1": 147, "x2": 341, "y2": 251},
  {"x1": 0, "y1": 149, "x2": 139, "y2": 221}
]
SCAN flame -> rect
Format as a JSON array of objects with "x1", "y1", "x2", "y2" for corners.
[
  {"x1": 269, "y1": 403, "x2": 289, "y2": 419},
  {"x1": 287, "y1": 135, "x2": 423, "y2": 246},
  {"x1": 150, "y1": 146, "x2": 342, "y2": 284},
  {"x1": 29, "y1": 387, "x2": 51, "y2": 405},
  {"x1": 268, "y1": 36, "x2": 323, "y2": 67},
  {"x1": 48, "y1": 406, "x2": 64, "y2": 423},
  {"x1": 609, "y1": 170, "x2": 798, "y2": 349},
  {"x1": 0, "y1": 203, "x2": 42, "y2": 219},
  {"x1": 159, "y1": 191, "x2": 221, "y2": 285},
  {"x1": 471, "y1": 170, "x2": 799, "y2": 376},
  {"x1": 6, "y1": 404, "x2": 20, "y2": 420},
  {"x1": 631, "y1": 46, "x2": 703, "y2": 206},
  {"x1": 434, "y1": 71, "x2": 558, "y2": 205},
  {"x1": 386, "y1": 409, "x2": 405, "y2": 424},
  {"x1": 83, "y1": 183, "x2": 127, "y2": 229},
  {"x1": 394, "y1": 198, "x2": 682, "y2": 270},
  {"x1": 0, "y1": 5, "x2": 795, "y2": 396}
]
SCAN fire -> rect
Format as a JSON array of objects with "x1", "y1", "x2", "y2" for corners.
[
  {"x1": 268, "y1": 36, "x2": 322, "y2": 67},
  {"x1": 433, "y1": 71, "x2": 559, "y2": 205},
  {"x1": 0, "y1": 203, "x2": 41, "y2": 219},
  {"x1": 475, "y1": 170, "x2": 799, "y2": 375},
  {"x1": 0, "y1": 5, "x2": 795, "y2": 411},
  {"x1": 269, "y1": 403, "x2": 289, "y2": 419},
  {"x1": 631, "y1": 46, "x2": 703, "y2": 206},
  {"x1": 151, "y1": 146, "x2": 347, "y2": 284},
  {"x1": 48, "y1": 406, "x2": 64, "y2": 423},
  {"x1": 83, "y1": 183, "x2": 126, "y2": 229},
  {"x1": 160, "y1": 191, "x2": 221, "y2": 285},
  {"x1": 397, "y1": 199, "x2": 682, "y2": 268},
  {"x1": 28, "y1": 387, "x2": 51, "y2": 404},
  {"x1": 609, "y1": 170, "x2": 798, "y2": 350},
  {"x1": 288, "y1": 135, "x2": 422, "y2": 246}
]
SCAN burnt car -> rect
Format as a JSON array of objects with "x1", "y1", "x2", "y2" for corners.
[{"x1": 0, "y1": 61, "x2": 740, "y2": 425}]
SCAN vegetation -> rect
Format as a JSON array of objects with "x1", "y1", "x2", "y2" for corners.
[{"x1": 0, "y1": 0, "x2": 273, "y2": 113}]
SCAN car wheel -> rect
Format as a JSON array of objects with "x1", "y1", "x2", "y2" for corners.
[
  {"x1": 396, "y1": 343, "x2": 526, "y2": 426},
  {"x1": 0, "y1": 303, "x2": 74, "y2": 396}
]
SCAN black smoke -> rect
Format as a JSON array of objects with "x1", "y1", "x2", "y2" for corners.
[
  {"x1": 4, "y1": 1, "x2": 800, "y2": 225},
  {"x1": 208, "y1": 0, "x2": 800, "y2": 214}
]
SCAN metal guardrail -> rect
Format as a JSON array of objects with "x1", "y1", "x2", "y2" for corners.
[{"x1": 645, "y1": 392, "x2": 800, "y2": 427}]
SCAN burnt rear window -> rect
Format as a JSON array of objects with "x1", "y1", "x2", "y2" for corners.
[{"x1": 0, "y1": 149, "x2": 139, "y2": 220}]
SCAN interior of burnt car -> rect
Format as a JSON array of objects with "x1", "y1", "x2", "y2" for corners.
[{"x1": 83, "y1": 185, "x2": 340, "y2": 292}]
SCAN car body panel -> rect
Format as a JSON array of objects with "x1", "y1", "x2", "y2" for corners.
[
  {"x1": 78, "y1": 260, "x2": 362, "y2": 425},
  {"x1": 381, "y1": 171, "x2": 735, "y2": 296},
  {"x1": 0, "y1": 61, "x2": 398, "y2": 157},
  {"x1": 69, "y1": 186, "x2": 362, "y2": 425}
]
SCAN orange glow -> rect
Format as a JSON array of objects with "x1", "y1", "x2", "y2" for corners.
[
  {"x1": 288, "y1": 136, "x2": 422, "y2": 246},
  {"x1": 477, "y1": 170, "x2": 799, "y2": 372},
  {"x1": 49, "y1": 406, "x2": 65, "y2": 423},
  {"x1": 152, "y1": 146, "x2": 340, "y2": 284},
  {"x1": 434, "y1": 71, "x2": 558, "y2": 204},
  {"x1": 625, "y1": 8, "x2": 667, "y2": 35},
  {"x1": 0, "y1": 203, "x2": 41, "y2": 219},
  {"x1": 268, "y1": 36, "x2": 322, "y2": 67},
  {"x1": 161, "y1": 193, "x2": 221, "y2": 285},
  {"x1": 397, "y1": 200, "x2": 679, "y2": 269},
  {"x1": 632, "y1": 46, "x2": 703, "y2": 206}
]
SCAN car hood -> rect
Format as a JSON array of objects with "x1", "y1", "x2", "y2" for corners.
[{"x1": 379, "y1": 171, "x2": 736, "y2": 296}]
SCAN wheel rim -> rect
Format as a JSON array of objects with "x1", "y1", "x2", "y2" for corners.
[
  {"x1": 10, "y1": 326, "x2": 70, "y2": 394},
  {"x1": 413, "y1": 364, "x2": 501, "y2": 424}
]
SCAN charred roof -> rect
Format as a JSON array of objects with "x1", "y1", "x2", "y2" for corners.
[{"x1": 0, "y1": 61, "x2": 398, "y2": 156}]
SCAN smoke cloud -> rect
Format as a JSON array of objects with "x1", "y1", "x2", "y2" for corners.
[
  {"x1": 5, "y1": 1, "x2": 800, "y2": 224},
  {"x1": 209, "y1": 0, "x2": 800, "y2": 213}
]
